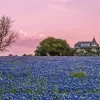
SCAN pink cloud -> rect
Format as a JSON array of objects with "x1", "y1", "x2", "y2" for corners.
[
  {"x1": 15, "y1": 37, "x2": 42, "y2": 48},
  {"x1": 14, "y1": 32, "x2": 46, "y2": 48}
]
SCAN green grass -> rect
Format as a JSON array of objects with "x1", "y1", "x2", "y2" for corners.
[
  {"x1": 70, "y1": 72, "x2": 87, "y2": 78},
  {"x1": 10, "y1": 88, "x2": 16, "y2": 94}
]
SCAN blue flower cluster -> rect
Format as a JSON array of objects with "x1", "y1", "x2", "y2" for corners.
[{"x1": 0, "y1": 56, "x2": 100, "y2": 100}]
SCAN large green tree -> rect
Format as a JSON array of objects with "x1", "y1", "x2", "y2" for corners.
[{"x1": 34, "y1": 37, "x2": 74, "y2": 56}]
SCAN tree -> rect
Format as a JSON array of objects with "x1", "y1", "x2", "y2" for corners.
[
  {"x1": 23, "y1": 54, "x2": 27, "y2": 56},
  {"x1": 8, "y1": 54, "x2": 13, "y2": 56},
  {"x1": 34, "y1": 37, "x2": 73, "y2": 56},
  {"x1": 0, "y1": 15, "x2": 18, "y2": 51}
]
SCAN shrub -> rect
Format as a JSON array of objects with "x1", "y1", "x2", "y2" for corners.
[
  {"x1": 70, "y1": 72, "x2": 87, "y2": 78},
  {"x1": 23, "y1": 54, "x2": 27, "y2": 56},
  {"x1": 8, "y1": 54, "x2": 13, "y2": 56}
]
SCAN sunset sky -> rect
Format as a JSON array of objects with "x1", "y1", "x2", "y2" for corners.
[{"x1": 0, "y1": 0, "x2": 100, "y2": 56}]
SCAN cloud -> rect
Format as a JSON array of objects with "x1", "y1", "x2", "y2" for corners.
[
  {"x1": 18, "y1": 30, "x2": 28, "y2": 37},
  {"x1": 14, "y1": 31, "x2": 46, "y2": 48},
  {"x1": 35, "y1": 33, "x2": 46, "y2": 39},
  {"x1": 52, "y1": 0, "x2": 74, "y2": 7},
  {"x1": 48, "y1": 0, "x2": 75, "y2": 12}
]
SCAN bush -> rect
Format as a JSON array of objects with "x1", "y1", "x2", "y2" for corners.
[
  {"x1": 23, "y1": 54, "x2": 33, "y2": 56},
  {"x1": 70, "y1": 72, "x2": 87, "y2": 78},
  {"x1": 23, "y1": 54, "x2": 27, "y2": 56},
  {"x1": 8, "y1": 54, "x2": 13, "y2": 56}
]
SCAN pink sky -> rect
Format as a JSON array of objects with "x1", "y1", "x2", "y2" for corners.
[{"x1": 0, "y1": 0, "x2": 100, "y2": 56}]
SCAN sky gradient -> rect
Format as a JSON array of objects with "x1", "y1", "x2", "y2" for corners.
[{"x1": 0, "y1": 0, "x2": 100, "y2": 55}]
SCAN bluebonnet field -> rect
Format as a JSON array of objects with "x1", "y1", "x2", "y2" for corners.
[{"x1": 0, "y1": 56, "x2": 100, "y2": 100}]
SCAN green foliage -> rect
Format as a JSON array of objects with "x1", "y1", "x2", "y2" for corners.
[
  {"x1": 70, "y1": 72, "x2": 87, "y2": 78},
  {"x1": 35, "y1": 37, "x2": 74, "y2": 56},
  {"x1": 10, "y1": 88, "x2": 16, "y2": 94},
  {"x1": 75, "y1": 49, "x2": 100, "y2": 56},
  {"x1": 23, "y1": 54, "x2": 33, "y2": 56}
]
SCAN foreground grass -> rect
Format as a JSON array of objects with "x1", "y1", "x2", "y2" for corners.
[{"x1": 70, "y1": 72, "x2": 87, "y2": 78}]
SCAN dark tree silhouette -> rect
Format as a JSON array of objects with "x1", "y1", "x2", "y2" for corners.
[{"x1": 0, "y1": 15, "x2": 18, "y2": 51}]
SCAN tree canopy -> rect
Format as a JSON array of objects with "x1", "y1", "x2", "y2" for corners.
[{"x1": 35, "y1": 37, "x2": 74, "y2": 56}]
